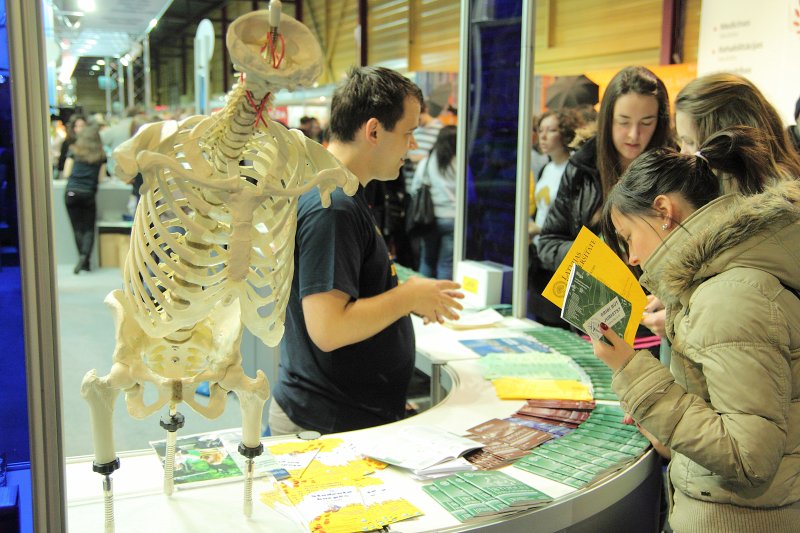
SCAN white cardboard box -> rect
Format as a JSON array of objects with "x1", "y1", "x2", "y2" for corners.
[{"x1": 455, "y1": 260, "x2": 512, "y2": 307}]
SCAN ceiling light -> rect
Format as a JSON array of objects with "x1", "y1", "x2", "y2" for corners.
[
  {"x1": 58, "y1": 53, "x2": 77, "y2": 84},
  {"x1": 91, "y1": 65, "x2": 101, "y2": 71},
  {"x1": 148, "y1": 18, "x2": 158, "y2": 31},
  {"x1": 96, "y1": 59, "x2": 105, "y2": 65},
  {"x1": 120, "y1": 56, "x2": 129, "y2": 67}
]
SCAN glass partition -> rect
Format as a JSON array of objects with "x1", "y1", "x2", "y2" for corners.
[
  {"x1": 463, "y1": 2, "x2": 522, "y2": 267},
  {"x1": 455, "y1": 0, "x2": 533, "y2": 316}
]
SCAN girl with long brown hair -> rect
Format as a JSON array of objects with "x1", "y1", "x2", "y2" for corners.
[{"x1": 536, "y1": 66, "x2": 672, "y2": 273}]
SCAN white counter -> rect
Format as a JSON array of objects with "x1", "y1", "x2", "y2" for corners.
[{"x1": 66, "y1": 320, "x2": 661, "y2": 533}]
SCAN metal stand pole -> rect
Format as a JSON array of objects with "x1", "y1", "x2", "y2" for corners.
[{"x1": 159, "y1": 409, "x2": 185, "y2": 496}]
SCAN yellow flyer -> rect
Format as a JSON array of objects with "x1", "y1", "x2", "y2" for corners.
[{"x1": 541, "y1": 227, "x2": 647, "y2": 344}]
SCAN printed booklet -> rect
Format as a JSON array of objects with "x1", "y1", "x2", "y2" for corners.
[
  {"x1": 149, "y1": 429, "x2": 289, "y2": 489},
  {"x1": 561, "y1": 263, "x2": 633, "y2": 343},
  {"x1": 542, "y1": 226, "x2": 647, "y2": 344}
]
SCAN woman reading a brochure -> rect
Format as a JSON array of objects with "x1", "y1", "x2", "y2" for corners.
[{"x1": 591, "y1": 126, "x2": 800, "y2": 532}]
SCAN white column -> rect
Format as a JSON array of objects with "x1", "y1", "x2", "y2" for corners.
[
  {"x1": 127, "y1": 61, "x2": 135, "y2": 108},
  {"x1": 104, "y1": 58, "x2": 112, "y2": 119},
  {"x1": 512, "y1": 0, "x2": 536, "y2": 318},
  {"x1": 143, "y1": 35, "x2": 152, "y2": 115},
  {"x1": 117, "y1": 60, "x2": 125, "y2": 112}
]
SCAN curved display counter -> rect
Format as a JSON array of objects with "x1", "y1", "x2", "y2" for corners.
[{"x1": 65, "y1": 319, "x2": 661, "y2": 532}]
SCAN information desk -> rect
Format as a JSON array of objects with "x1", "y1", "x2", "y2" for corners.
[{"x1": 66, "y1": 322, "x2": 661, "y2": 532}]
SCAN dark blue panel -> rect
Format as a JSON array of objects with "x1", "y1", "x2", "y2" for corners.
[
  {"x1": 0, "y1": 1, "x2": 30, "y2": 467},
  {"x1": 464, "y1": 2, "x2": 521, "y2": 267}
]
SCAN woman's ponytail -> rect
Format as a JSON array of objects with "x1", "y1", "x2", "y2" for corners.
[{"x1": 699, "y1": 125, "x2": 777, "y2": 195}]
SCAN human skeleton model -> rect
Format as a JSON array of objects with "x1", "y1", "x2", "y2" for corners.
[{"x1": 80, "y1": 5, "x2": 357, "y2": 531}]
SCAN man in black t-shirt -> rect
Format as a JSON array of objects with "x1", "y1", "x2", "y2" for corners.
[{"x1": 269, "y1": 67, "x2": 464, "y2": 435}]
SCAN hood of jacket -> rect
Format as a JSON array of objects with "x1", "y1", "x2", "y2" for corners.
[
  {"x1": 568, "y1": 135, "x2": 598, "y2": 177},
  {"x1": 640, "y1": 180, "x2": 800, "y2": 305}
]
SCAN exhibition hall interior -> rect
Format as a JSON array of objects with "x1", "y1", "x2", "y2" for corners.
[{"x1": 2, "y1": 0, "x2": 799, "y2": 532}]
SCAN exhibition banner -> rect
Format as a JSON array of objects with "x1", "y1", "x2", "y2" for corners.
[{"x1": 698, "y1": 0, "x2": 800, "y2": 124}]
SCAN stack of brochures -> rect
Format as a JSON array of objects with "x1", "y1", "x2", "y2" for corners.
[
  {"x1": 462, "y1": 418, "x2": 554, "y2": 470},
  {"x1": 422, "y1": 470, "x2": 552, "y2": 523},
  {"x1": 149, "y1": 429, "x2": 289, "y2": 489},
  {"x1": 261, "y1": 438, "x2": 423, "y2": 532},
  {"x1": 525, "y1": 327, "x2": 617, "y2": 400},
  {"x1": 515, "y1": 398, "x2": 595, "y2": 428},
  {"x1": 443, "y1": 308, "x2": 505, "y2": 330},
  {"x1": 353, "y1": 425, "x2": 484, "y2": 480},
  {"x1": 514, "y1": 405, "x2": 650, "y2": 488},
  {"x1": 477, "y1": 350, "x2": 586, "y2": 381},
  {"x1": 459, "y1": 335, "x2": 551, "y2": 356}
]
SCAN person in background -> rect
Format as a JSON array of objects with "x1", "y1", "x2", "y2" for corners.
[
  {"x1": 57, "y1": 114, "x2": 86, "y2": 179},
  {"x1": 675, "y1": 73, "x2": 800, "y2": 187},
  {"x1": 409, "y1": 125, "x2": 457, "y2": 280},
  {"x1": 50, "y1": 117, "x2": 66, "y2": 177},
  {"x1": 124, "y1": 114, "x2": 155, "y2": 216},
  {"x1": 268, "y1": 66, "x2": 463, "y2": 436},
  {"x1": 529, "y1": 114, "x2": 549, "y2": 183},
  {"x1": 595, "y1": 127, "x2": 800, "y2": 532},
  {"x1": 529, "y1": 109, "x2": 581, "y2": 240},
  {"x1": 574, "y1": 103, "x2": 598, "y2": 128},
  {"x1": 298, "y1": 116, "x2": 322, "y2": 143},
  {"x1": 536, "y1": 66, "x2": 672, "y2": 274},
  {"x1": 790, "y1": 95, "x2": 800, "y2": 153},
  {"x1": 528, "y1": 109, "x2": 579, "y2": 327},
  {"x1": 403, "y1": 99, "x2": 444, "y2": 183},
  {"x1": 101, "y1": 106, "x2": 144, "y2": 176},
  {"x1": 63, "y1": 123, "x2": 107, "y2": 274},
  {"x1": 640, "y1": 73, "x2": 800, "y2": 341},
  {"x1": 391, "y1": 99, "x2": 446, "y2": 271}
]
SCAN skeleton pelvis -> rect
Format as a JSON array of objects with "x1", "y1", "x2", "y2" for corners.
[{"x1": 107, "y1": 289, "x2": 245, "y2": 381}]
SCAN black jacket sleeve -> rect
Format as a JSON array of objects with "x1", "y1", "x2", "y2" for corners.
[{"x1": 536, "y1": 162, "x2": 579, "y2": 271}]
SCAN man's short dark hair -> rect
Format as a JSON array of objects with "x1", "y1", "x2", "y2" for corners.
[{"x1": 329, "y1": 66, "x2": 423, "y2": 142}]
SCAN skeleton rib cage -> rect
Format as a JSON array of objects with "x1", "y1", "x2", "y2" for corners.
[{"x1": 122, "y1": 111, "x2": 343, "y2": 348}]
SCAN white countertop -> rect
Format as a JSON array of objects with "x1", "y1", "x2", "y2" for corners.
[{"x1": 66, "y1": 320, "x2": 658, "y2": 533}]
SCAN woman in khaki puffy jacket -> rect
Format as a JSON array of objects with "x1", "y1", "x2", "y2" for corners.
[{"x1": 593, "y1": 126, "x2": 800, "y2": 532}]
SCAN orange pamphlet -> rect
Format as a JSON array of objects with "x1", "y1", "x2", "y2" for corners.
[{"x1": 541, "y1": 227, "x2": 647, "y2": 344}]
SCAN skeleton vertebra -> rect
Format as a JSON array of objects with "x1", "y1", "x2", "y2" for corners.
[{"x1": 80, "y1": 8, "x2": 357, "y2": 527}]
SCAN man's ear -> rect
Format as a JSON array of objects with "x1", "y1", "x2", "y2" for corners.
[{"x1": 364, "y1": 117, "x2": 380, "y2": 145}]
